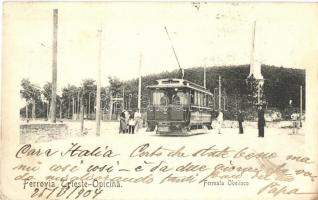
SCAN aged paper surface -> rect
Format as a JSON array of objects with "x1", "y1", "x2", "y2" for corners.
[{"x1": 1, "y1": 2, "x2": 318, "y2": 200}]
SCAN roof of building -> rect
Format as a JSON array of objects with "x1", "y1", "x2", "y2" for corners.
[{"x1": 147, "y1": 79, "x2": 213, "y2": 95}]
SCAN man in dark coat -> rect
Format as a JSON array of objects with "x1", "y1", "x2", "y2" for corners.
[
  {"x1": 258, "y1": 106, "x2": 265, "y2": 137},
  {"x1": 238, "y1": 109, "x2": 244, "y2": 134}
]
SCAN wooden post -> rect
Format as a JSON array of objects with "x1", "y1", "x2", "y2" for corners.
[
  {"x1": 219, "y1": 76, "x2": 221, "y2": 112},
  {"x1": 109, "y1": 95, "x2": 113, "y2": 120},
  {"x1": 88, "y1": 93, "x2": 91, "y2": 120},
  {"x1": 96, "y1": 27, "x2": 102, "y2": 136},
  {"x1": 72, "y1": 97, "x2": 75, "y2": 118},
  {"x1": 257, "y1": 84, "x2": 260, "y2": 105},
  {"x1": 77, "y1": 90, "x2": 80, "y2": 119},
  {"x1": 47, "y1": 101, "x2": 49, "y2": 119},
  {"x1": 223, "y1": 95, "x2": 226, "y2": 111},
  {"x1": 59, "y1": 100, "x2": 62, "y2": 119},
  {"x1": 203, "y1": 65, "x2": 206, "y2": 88},
  {"x1": 50, "y1": 9, "x2": 58, "y2": 123},
  {"x1": 80, "y1": 97, "x2": 84, "y2": 133},
  {"x1": 300, "y1": 85, "x2": 303, "y2": 127},
  {"x1": 26, "y1": 100, "x2": 28, "y2": 119},
  {"x1": 32, "y1": 98, "x2": 36, "y2": 119},
  {"x1": 67, "y1": 97, "x2": 70, "y2": 118},
  {"x1": 122, "y1": 87, "x2": 125, "y2": 110},
  {"x1": 138, "y1": 53, "x2": 142, "y2": 112}
]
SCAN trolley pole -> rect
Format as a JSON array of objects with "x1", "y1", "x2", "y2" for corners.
[
  {"x1": 300, "y1": 85, "x2": 302, "y2": 127},
  {"x1": 219, "y1": 76, "x2": 221, "y2": 112}
]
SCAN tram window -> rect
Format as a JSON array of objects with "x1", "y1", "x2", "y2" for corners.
[
  {"x1": 172, "y1": 94, "x2": 180, "y2": 105},
  {"x1": 190, "y1": 90, "x2": 194, "y2": 104},
  {"x1": 160, "y1": 93, "x2": 169, "y2": 106},
  {"x1": 200, "y1": 93, "x2": 204, "y2": 106},
  {"x1": 178, "y1": 91, "x2": 189, "y2": 105},
  {"x1": 197, "y1": 92, "x2": 202, "y2": 106},
  {"x1": 152, "y1": 91, "x2": 164, "y2": 105},
  {"x1": 208, "y1": 96, "x2": 213, "y2": 107}
]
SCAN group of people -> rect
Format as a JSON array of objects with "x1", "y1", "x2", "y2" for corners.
[
  {"x1": 216, "y1": 106, "x2": 266, "y2": 137},
  {"x1": 119, "y1": 110, "x2": 142, "y2": 134}
]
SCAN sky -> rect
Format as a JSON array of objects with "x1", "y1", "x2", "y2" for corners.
[{"x1": 4, "y1": 2, "x2": 318, "y2": 91}]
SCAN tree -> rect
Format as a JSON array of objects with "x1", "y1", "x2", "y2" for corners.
[
  {"x1": 61, "y1": 84, "x2": 79, "y2": 119},
  {"x1": 108, "y1": 76, "x2": 123, "y2": 97},
  {"x1": 20, "y1": 79, "x2": 41, "y2": 119},
  {"x1": 42, "y1": 82, "x2": 52, "y2": 118}
]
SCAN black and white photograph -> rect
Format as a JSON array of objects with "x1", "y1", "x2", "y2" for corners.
[{"x1": 1, "y1": 2, "x2": 318, "y2": 200}]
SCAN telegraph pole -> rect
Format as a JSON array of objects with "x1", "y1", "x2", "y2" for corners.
[
  {"x1": 26, "y1": 100, "x2": 28, "y2": 119},
  {"x1": 219, "y1": 76, "x2": 221, "y2": 111},
  {"x1": 72, "y1": 97, "x2": 75, "y2": 118},
  {"x1": 96, "y1": 26, "x2": 102, "y2": 136},
  {"x1": 300, "y1": 85, "x2": 303, "y2": 127},
  {"x1": 77, "y1": 90, "x2": 80, "y2": 119},
  {"x1": 257, "y1": 84, "x2": 260, "y2": 105},
  {"x1": 203, "y1": 65, "x2": 206, "y2": 88},
  {"x1": 50, "y1": 9, "x2": 58, "y2": 123},
  {"x1": 122, "y1": 87, "x2": 125, "y2": 110},
  {"x1": 80, "y1": 96, "x2": 84, "y2": 133},
  {"x1": 223, "y1": 94, "x2": 226, "y2": 111},
  {"x1": 138, "y1": 53, "x2": 142, "y2": 112},
  {"x1": 60, "y1": 100, "x2": 62, "y2": 119}
]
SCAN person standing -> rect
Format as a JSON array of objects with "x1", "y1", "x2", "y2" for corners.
[
  {"x1": 291, "y1": 112, "x2": 298, "y2": 134},
  {"x1": 238, "y1": 109, "x2": 244, "y2": 134},
  {"x1": 128, "y1": 110, "x2": 135, "y2": 134},
  {"x1": 258, "y1": 106, "x2": 265, "y2": 137},
  {"x1": 217, "y1": 111, "x2": 223, "y2": 134},
  {"x1": 124, "y1": 110, "x2": 130, "y2": 133},
  {"x1": 119, "y1": 111, "x2": 126, "y2": 134},
  {"x1": 134, "y1": 110, "x2": 142, "y2": 133}
]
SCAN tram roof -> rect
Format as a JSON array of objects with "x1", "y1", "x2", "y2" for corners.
[{"x1": 147, "y1": 79, "x2": 213, "y2": 95}]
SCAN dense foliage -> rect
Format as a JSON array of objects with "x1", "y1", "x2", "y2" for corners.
[{"x1": 20, "y1": 65, "x2": 305, "y2": 120}]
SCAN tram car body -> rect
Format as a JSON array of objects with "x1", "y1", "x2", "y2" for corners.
[{"x1": 146, "y1": 79, "x2": 214, "y2": 136}]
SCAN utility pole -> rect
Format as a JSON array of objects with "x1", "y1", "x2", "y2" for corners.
[
  {"x1": 96, "y1": 26, "x2": 102, "y2": 136},
  {"x1": 67, "y1": 97, "x2": 70, "y2": 119},
  {"x1": 109, "y1": 95, "x2": 113, "y2": 120},
  {"x1": 50, "y1": 9, "x2": 58, "y2": 123},
  {"x1": 47, "y1": 101, "x2": 50, "y2": 119},
  {"x1": 138, "y1": 53, "x2": 142, "y2": 112},
  {"x1": 203, "y1": 65, "x2": 206, "y2": 88},
  {"x1": 129, "y1": 94, "x2": 131, "y2": 110},
  {"x1": 300, "y1": 85, "x2": 303, "y2": 127},
  {"x1": 25, "y1": 100, "x2": 28, "y2": 119},
  {"x1": 77, "y1": 90, "x2": 80, "y2": 119},
  {"x1": 80, "y1": 96, "x2": 84, "y2": 133},
  {"x1": 223, "y1": 94, "x2": 226, "y2": 111},
  {"x1": 88, "y1": 93, "x2": 91, "y2": 120},
  {"x1": 72, "y1": 97, "x2": 75, "y2": 118},
  {"x1": 219, "y1": 76, "x2": 221, "y2": 112},
  {"x1": 122, "y1": 87, "x2": 125, "y2": 110},
  {"x1": 257, "y1": 84, "x2": 260, "y2": 105},
  {"x1": 59, "y1": 100, "x2": 62, "y2": 119}
]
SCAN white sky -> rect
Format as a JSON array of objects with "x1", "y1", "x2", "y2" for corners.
[{"x1": 4, "y1": 2, "x2": 318, "y2": 90}]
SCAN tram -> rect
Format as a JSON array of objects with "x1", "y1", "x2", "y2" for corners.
[{"x1": 146, "y1": 78, "x2": 214, "y2": 136}]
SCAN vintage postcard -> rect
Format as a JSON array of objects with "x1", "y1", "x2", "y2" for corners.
[{"x1": 1, "y1": 1, "x2": 318, "y2": 200}]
